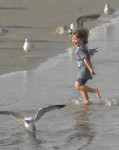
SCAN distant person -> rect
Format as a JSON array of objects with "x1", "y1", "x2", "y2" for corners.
[{"x1": 72, "y1": 28, "x2": 101, "y2": 105}]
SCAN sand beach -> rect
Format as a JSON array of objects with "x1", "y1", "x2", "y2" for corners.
[{"x1": 0, "y1": 0, "x2": 118, "y2": 75}]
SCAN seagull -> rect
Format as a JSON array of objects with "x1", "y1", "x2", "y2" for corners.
[
  {"x1": 23, "y1": 38, "x2": 35, "y2": 54},
  {"x1": 53, "y1": 14, "x2": 100, "y2": 36},
  {"x1": 0, "y1": 27, "x2": 8, "y2": 36},
  {"x1": 0, "y1": 105, "x2": 66, "y2": 134},
  {"x1": 104, "y1": 4, "x2": 115, "y2": 20}
]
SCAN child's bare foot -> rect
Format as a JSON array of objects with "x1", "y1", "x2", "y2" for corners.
[
  {"x1": 95, "y1": 88, "x2": 101, "y2": 99},
  {"x1": 84, "y1": 100, "x2": 90, "y2": 105}
]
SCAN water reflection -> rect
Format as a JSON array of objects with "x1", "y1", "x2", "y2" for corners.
[
  {"x1": 0, "y1": 130, "x2": 44, "y2": 150},
  {"x1": 66, "y1": 105, "x2": 95, "y2": 149},
  {"x1": 23, "y1": 70, "x2": 29, "y2": 78},
  {"x1": 21, "y1": 132, "x2": 44, "y2": 150},
  {"x1": 104, "y1": 23, "x2": 114, "y2": 39}
]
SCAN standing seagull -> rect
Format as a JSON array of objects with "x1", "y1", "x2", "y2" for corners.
[
  {"x1": 23, "y1": 38, "x2": 35, "y2": 55},
  {"x1": 53, "y1": 14, "x2": 100, "y2": 36},
  {"x1": 0, "y1": 105, "x2": 66, "y2": 134},
  {"x1": 104, "y1": 4, "x2": 115, "y2": 21}
]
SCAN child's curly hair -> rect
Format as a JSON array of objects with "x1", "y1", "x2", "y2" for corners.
[{"x1": 72, "y1": 28, "x2": 89, "y2": 45}]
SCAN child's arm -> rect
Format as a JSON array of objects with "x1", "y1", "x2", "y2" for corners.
[{"x1": 83, "y1": 57, "x2": 95, "y2": 76}]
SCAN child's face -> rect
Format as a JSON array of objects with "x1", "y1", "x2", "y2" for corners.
[{"x1": 72, "y1": 35, "x2": 83, "y2": 47}]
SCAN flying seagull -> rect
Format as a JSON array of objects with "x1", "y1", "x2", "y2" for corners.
[
  {"x1": 0, "y1": 105, "x2": 66, "y2": 134},
  {"x1": 23, "y1": 38, "x2": 35, "y2": 55},
  {"x1": 104, "y1": 4, "x2": 115, "y2": 20},
  {"x1": 53, "y1": 14, "x2": 100, "y2": 36}
]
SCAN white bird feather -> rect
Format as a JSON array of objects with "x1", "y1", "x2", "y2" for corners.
[
  {"x1": 23, "y1": 38, "x2": 35, "y2": 54},
  {"x1": 53, "y1": 14, "x2": 100, "y2": 36}
]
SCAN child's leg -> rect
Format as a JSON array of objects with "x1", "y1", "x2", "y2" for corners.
[
  {"x1": 75, "y1": 81, "x2": 101, "y2": 99},
  {"x1": 80, "y1": 90, "x2": 90, "y2": 105}
]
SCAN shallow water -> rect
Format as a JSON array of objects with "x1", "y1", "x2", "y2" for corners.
[{"x1": 0, "y1": 1, "x2": 119, "y2": 150}]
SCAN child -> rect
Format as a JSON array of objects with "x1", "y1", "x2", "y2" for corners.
[{"x1": 72, "y1": 28, "x2": 101, "y2": 105}]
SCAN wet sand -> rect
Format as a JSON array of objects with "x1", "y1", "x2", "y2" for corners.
[{"x1": 0, "y1": 0, "x2": 119, "y2": 75}]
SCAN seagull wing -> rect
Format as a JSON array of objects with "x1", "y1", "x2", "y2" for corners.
[
  {"x1": 88, "y1": 47, "x2": 99, "y2": 56},
  {"x1": 31, "y1": 44, "x2": 35, "y2": 48},
  {"x1": 53, "y1": 25, "x2": 73, "y2": 35},
  {"x1": 2, "y1": 28, "x2": 8, "y2": 33},
  {"x1": 76, "y1": 14, "x2": 100, "y2": 28},
  {"x1": 34, "y1": 105, "x2": 66, "y2": 121},
  {"x1": 0, "y1": 111, "x2": 26, "y2": 125},
  {"x1": 27, "y1": 41, "x2": 35, "y2": 49},
  {"x1": 109, "y1": 7, "x2": 116, "y2": 14}
]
